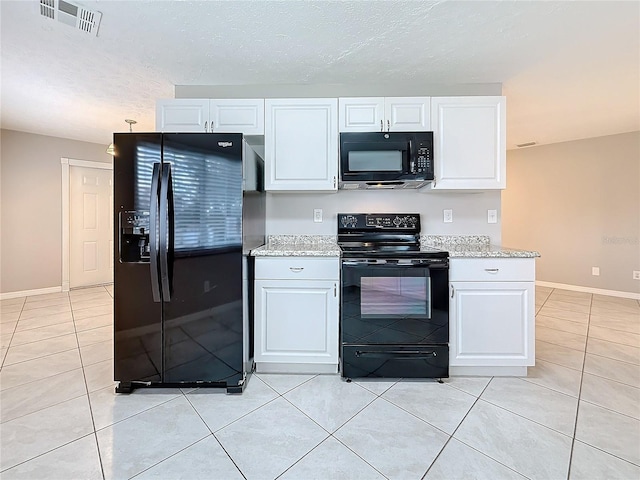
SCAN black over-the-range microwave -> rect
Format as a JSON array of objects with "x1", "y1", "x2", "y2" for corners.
[{"x1": 339, "y1": 131, "x2": 434, "y2": 189}]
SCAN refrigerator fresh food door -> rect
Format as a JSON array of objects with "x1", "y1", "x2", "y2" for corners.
[
  {"x1": 160, "y1": 133, "x2": 245, "y2": 385},
  {"x1": 114, "y1": 133, "x2": 163, "y2": 383}
]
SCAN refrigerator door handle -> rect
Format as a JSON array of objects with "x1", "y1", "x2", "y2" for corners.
[
  {"x1": 149, "y1": 162, "x2": 162, "y2": 303},
  {"x1": 159, "y1": 163, "x2": 173, "y2": 302}
]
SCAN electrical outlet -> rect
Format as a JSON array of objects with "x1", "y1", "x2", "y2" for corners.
[
  {"x1": 592, "y1": 267, "x2": 600, "y2": 276},
  {"x1": 633, "y1": 271, "x2": 640, "y2": 280},
  {"x1": 313, "y1": 208, "x2": 323, "y2": 223},
  {"x1": 487, "y1": 209, "x2": 497, "y2": 224},
  {"x1": 443, "y1": 209, "x2": 453, "y2": 223}
]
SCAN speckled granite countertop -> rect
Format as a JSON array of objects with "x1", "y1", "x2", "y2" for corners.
[
  {"x1": 251, "y1": 235, "x2": 341, "y2": 257},
  {"x1": 251, "y1": 235, "x2": 539, "y2": 258},
  {"x1": 421, "y1": 235, "x2": 540, "y2": 258}
]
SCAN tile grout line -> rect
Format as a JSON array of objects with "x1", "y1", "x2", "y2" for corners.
[
  {"x1": 264, "y1": 375, "x2": 388, "y2": 479},
  {"x1": 181, "y1": 392, "x2": 248, "y2": 480},
  {"x1": 565, "y1": 290, "x2": 592, "y2": 480},
  {"x1": 70, "y1": 289, "x2": 107, "y2": 480},
  {"x1": 421, "y1": 377, "x2": 529, "y2": 480},
  {"x1": 0, "y1": 297, "x2": 26, "y2": 370}
]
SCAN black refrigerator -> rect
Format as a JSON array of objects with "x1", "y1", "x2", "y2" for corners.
[{"x1": 113, "y1": 133, "x2": 265, "y2": 394}]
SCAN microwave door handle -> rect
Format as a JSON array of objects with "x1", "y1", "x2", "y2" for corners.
[{"x1": 408, "y1": 139, "x2": 415, "y2": 173}]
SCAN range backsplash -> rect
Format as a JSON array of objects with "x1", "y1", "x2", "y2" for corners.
[{"x1": 265, "y1": 189, "x2": 502, "y2": 245}]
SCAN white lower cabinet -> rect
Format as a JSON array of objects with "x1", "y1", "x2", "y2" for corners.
[
  {"x1": 254, "y1": 257, "x2": 339, "y2": 373},
  {"x1": 449, "y1": 258, "x2": 535, "y2": 374}
]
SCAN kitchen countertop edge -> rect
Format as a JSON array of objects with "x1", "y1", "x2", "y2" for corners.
[{"x1": 251, "y1": 235, "x2": 539, "y2": 258}]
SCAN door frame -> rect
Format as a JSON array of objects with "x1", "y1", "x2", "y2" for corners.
[{"x1": 61, "y1": 157, "x2": 113, "y2": 292}]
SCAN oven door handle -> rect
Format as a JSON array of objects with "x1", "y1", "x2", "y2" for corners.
[{"x1": 355, "y1": 350, "x2": 438, "y2": 359}]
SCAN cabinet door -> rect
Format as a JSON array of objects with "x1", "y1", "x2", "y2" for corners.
[
  {"x1": 210, "y1": 99, "x2": 264, "y2": 135},
  {"x1": 339, "y1": 97, "x2": 385, "y2": 132},
  {"x1": 385, "y1": 97, "x2": 431, "y2": 132},
  {"x1": 254, "y1": 279, "x2": 339, "y2": 364},
  {"x1": 155, "y1": 99, "x2": 209, "y2": 132},
  {"x1": 265, "y1": 98, "x2": 338, "y2": 191},
  {"x1": 430, "y1": 96, "x2": 506, "y2": 190},
  {"x1": 450, "y1": 281, "x2": 534, "y2": 366}
]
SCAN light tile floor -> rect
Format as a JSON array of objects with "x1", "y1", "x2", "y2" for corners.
[{"x1": 1, "y1": 285, "x2": 639, "y2": 479}]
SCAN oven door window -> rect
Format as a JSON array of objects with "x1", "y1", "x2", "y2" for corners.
[
  {"x1": 341, "y1": 263, "x2": 449, "y2": 345},
  {"x1": 360, "y1": 276, "x2": 429, "y2": 318}
]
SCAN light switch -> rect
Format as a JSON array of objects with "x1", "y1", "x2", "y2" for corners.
[
  {"x1": 443, "y1": 209, "x2": 453, "y2": 223},
  {"x1": 313, "y1": 209, "x2": 323, "y2": 223},
  {"x1": 487, "y1": 210, "x2": 498, "y2": 224}
]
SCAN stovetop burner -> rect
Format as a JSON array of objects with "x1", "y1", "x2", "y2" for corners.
[{"x1": 337, "y1": 213, "x2": 448, "y2": 260}]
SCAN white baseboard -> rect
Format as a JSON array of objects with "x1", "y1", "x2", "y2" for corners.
[
  {"x1": 536, "y1": 281, "x2": 640, "y2": 300},
  {"x1": 0, "y1": 286, "x2": 63, "y2": 301}
]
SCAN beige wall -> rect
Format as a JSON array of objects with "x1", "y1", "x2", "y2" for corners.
[
  {"x1": 503, "y1": 131, "x2": 640, "y2": 294},
  {"x1": 0, "y1": 129, "x2": 112, "y2": 294}
]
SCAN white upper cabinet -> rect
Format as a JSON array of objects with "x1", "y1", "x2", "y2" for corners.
[
  {"x1": 429, "y1": 96, "x2": 506, "y2": 190},
  {"x1": 156, "y1": 98, "x2": 264, "y2": 134},
  {"x1": 339, "y1": 97, "x2": 431, "y2": 132},
  {"x1": 265, "y1": 98, "x2": 338, "y2": 192}
]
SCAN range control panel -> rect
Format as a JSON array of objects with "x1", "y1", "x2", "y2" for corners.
[{"x1": 338, "y1": 213, "x2": 421, "y2": 232}]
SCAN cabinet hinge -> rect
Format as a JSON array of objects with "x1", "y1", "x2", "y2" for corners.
[{"x1": 333, "y1": 176, "x2": 336, "y2": 188}]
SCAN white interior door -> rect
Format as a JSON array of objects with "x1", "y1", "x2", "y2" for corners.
[{"x1": 70, "y1": 165, "x2": 113, "y2": 288}]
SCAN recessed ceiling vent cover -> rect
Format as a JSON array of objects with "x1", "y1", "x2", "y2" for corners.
[{"x1": 39, "y1": 0, "x2": 102, "y2": 36}]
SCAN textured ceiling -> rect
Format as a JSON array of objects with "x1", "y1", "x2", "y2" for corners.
[{"x1": 1, "y1": 0, "x2": 638, "y2": 148}]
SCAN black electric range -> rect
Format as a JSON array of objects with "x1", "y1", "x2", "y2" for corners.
[{"x1": 337, "y1": 213, "x2": 450, "y2": 380}]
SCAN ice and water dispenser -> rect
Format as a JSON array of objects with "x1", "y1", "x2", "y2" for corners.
[{"x1": 119, "y1": 211, "x2": 150, "y2": 263}]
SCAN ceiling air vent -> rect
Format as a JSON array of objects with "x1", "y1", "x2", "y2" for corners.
[{"x1": 39, "y1": 0, "x2": 102, "y2": 36}]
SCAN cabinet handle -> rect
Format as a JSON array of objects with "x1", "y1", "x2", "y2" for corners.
[
  {"x1": 334, "y1": 283, "x2": 337, "y2": 297},
  {"x1": 380, "y1": 120, "x2": 383, "y2": 132},
  {"x1": 210, "y1": 120, "x2": 214, "y2": 132},
  {"x1": 485, "y1": 268, "x2": 499, "y2": 273},
  {"x1": 204, "y1": 121, "x2": 208, "y2": 132},
  {"x1": 450, "y1": 285, "x2": 454, "y2": 298},
  {"x1": 387, "y1": 119, "x2": 390, "y2": 132},
  {"x1": 289, "y1": 267, "x2": 304, "y2": 273}
]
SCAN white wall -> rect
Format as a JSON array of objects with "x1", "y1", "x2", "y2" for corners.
[
  {"x1": 267, "y1": 190, "x2": 502, "y2": 244},
  {"x1": 0, "y1": 129, "x2": 111, "y2": 295},
  {"x1": 175, "y1": 82, "x2": 503, "y2": 99}
]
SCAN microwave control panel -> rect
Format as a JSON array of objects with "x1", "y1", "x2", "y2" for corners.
[{"x1": 416, "y1": 142, "x2": 431, "y2": 173}]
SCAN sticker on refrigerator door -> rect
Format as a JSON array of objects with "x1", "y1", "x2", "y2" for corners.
[{"x1": 218, "y1": 142, "x2": 233, "y2": 147}]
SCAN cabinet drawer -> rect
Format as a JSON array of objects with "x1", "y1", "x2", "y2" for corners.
[
  {"x1": 449, "y1": 258, "x2": 534, "y2": 282},
  {"x1": 255, "y1": 257, "x2": 340, "y2": 280}
]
